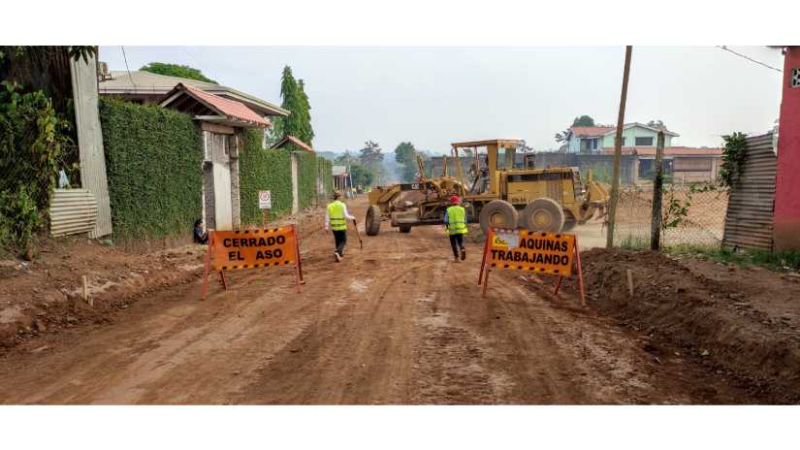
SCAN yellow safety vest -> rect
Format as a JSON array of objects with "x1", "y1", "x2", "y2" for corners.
[
  {"x1": 327, "y1": 200, "x2": 348, "y2": 231},
  {"x1": 446, "y1": 205, "x2": 468, "y2": 235}
]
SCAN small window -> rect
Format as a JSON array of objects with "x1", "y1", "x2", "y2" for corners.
[
  {"x1": 792, "y1": 68, "x2": 800, "y2": 88},
  {"x1": 635, "y1": 136, "x2": 654, "y2": 146}
]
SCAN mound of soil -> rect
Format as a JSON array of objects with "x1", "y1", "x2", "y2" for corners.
[
  {"x1": 567, "y1": 248, "x2": 800, "y2": 404},
  {"x1": 0, "y1": 236, "x2": 206, "y2": 349}
]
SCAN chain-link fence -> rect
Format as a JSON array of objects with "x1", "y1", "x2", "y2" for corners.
[{"x1": 612, "y1": 183, "x2": 729, "y2": 249}]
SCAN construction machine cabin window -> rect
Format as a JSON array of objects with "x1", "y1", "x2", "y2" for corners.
[
  {"x1": 635, "y1": 136, "x2": 654, "y2": 146},
  {"x1": 508, "y1": 172, "x2": 571, "y2": 183}
]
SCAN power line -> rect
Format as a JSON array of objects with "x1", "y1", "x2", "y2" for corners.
[
  {"x1": 120, "y1": 46, "x2": 137, "y2": 89},
  {"x1": 717, "y1": 46, "x2": 782, "y2": 73}
]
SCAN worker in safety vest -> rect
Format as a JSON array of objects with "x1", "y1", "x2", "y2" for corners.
[
  {"x1": 325, "y1": 191, "x2": 356, "y2": 262},
  {"x1": 444, "y1": 195, "x2": 468, "y2": 262}
]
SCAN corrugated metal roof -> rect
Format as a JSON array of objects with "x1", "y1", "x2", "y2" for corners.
[
  {"x1": 723, "y1": 133, "x2": 777, "y2": 250},
  {"x1": 99, "y1": 70, "x2": 289, "y2": 117},
  {"x1": 50, "y1": 189, "x2": 98, "y2": 237},
  {"x1": 332, "y1": 166, "x2": 348, "y2": 176}
]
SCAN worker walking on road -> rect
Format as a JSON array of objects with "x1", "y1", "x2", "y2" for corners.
[
  {"x1": 444, "y1": 195, "x2": 468, "y2": 262},
  {"x1": 326, "y1": 191, "x2": 356, "y2": 262}
]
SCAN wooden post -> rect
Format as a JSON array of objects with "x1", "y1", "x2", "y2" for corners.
[
  {"x1": 263, "y1": 208, "x2": 270, "y2": 227},
  {"x1": 606, "y1": 45, "x2": 633, "y2": 249},
  {"x1": 626, "y1": 269, "x2": 635, "y2": 297},
  {"x1": 82, "y1": 275, "x2": 91, "y2": 307},
  {"x1": 651, "y1": 131, "x2": 665, "y2": 250}
]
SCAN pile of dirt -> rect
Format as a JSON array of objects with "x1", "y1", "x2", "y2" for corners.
[
  {"x1": 0, "y1": 236, "x2": 206, "y2": 349},
  {"x1": 565, "y1": 248, "x2": 800, "y2": 404},
  {"x1": 0, "y1": 206, "x2": 329, "y2": 350}
]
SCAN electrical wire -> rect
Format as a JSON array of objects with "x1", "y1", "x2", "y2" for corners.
[
  {"x1": 121, "y1": 46, "x2": 138, "y2": 89},
  {"x1": 717, "y1": 46, "x2": 782, "y2": 73}
]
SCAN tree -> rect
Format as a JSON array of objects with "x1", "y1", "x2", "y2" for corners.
[
  {"x1": 140, "y1": 62, "x2": 217, "y2": 84},
  {"x1": 555, "y1": 115, "x2": 597, "y2": 145},
  {"x1": 349, "y1": 162, "x2": 374, "y2": 187},
  {"x1": 647, "y1": 119, "x2": 668, "y2": 131},
  {"x1": 274, "y1": 66, "x2": 314, "y2": 149},
  {"x1": 359, "y1": 141, "x2": 384, "y2": 166},
  {"x1": 297, "y1": 79, "x2": 314, "y2": 145},
  {"x1": 394, "y1": 141, "x2": 418, "y2": 182}
]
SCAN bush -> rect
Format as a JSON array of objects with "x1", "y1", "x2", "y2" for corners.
[
  {"x1": 99, "y1": 98, "x2": 203, "y2": 242},
  {"x1": 238, "y1": 129, "x2": 293, "y2": 225},
  {"x1": 0, "y1": 81, "x2": 73, "y2": 256},
  {"x1": 295, "y1": 150, "x2": 318, "y2": 209},
  {"x1": 319, "y1": 157, "x2": 333, "y2": 197}
]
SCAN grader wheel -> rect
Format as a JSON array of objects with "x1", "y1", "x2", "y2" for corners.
[
  {"x1": 479, "y1": 200, "x2": 518, "y2": 233},
  {"x1": 365, "y1": 205, "x2": 381, "y2": 236},
  {"x1": 521, "y1": 198, "x2": 565, "y2": 233}
]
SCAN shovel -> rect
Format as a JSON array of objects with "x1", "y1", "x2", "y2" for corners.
[{"x1": 353, "y1": 219, "x2": 363, "y2": 250}]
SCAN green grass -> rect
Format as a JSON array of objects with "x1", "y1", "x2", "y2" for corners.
[
  {"x1": 619, "y1": 233, "x2": 649, "y2": 250},
  {"x1": 665, "y1": 244, "x2": 800, "y2": 272}
]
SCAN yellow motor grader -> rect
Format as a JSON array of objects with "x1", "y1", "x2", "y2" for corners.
[{"x1": 364, "y1": 139, "x2": 609, "y2": 235}]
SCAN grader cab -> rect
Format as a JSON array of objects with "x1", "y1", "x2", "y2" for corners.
[{"x1": 364, "y1": 139, "x2": 609, "y2": 235}]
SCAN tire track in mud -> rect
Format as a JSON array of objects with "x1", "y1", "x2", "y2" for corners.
[{"x1": 0, "y1": 198, "x2": 744, "y2": 404}]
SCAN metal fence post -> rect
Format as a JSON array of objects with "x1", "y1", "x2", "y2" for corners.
[{"x1": 651, "y1": 131, "x2": 665, "y2": 250}]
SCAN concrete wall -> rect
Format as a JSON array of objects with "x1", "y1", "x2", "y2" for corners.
[{"x1": 774, "y1": 47, "x2": 800, "y2": 250}]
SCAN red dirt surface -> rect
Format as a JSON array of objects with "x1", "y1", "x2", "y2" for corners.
[
  {"x1": 0, "y1": 199, "x2": 794, "y2": 404},
  {"x1": 555, "y1": 248, "x2": 800, "y2": 404}
]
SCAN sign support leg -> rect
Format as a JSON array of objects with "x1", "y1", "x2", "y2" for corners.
[
  {"x1": 554, "y1": 275, "x2": 563, "y2": 295},
  {"x1": 219, "y1": 270, "x2": 228, "y2": 290},
  {"x1": 478, "y1": 228, "x2": 493, "y2": 285},
  {"x1": 481, "y1": 268, "x2": 491, "y2": 298},
  {"x1": 575, "y1": 238, "x2": 586, "y2": 306},
  {"x1": 293, "y1": 224, "x2": 304, "y2": 282},
  {"x1": 201, "y1": 232, "x2": 213, "y2": 299}
]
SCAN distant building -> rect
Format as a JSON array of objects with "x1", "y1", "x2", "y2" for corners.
[
  {"x1": 564, "y1": 122, "x2": 679, "y2": 154},
  {"x1": 332, "y1": 165, "x2": 350, "y2": 191}
]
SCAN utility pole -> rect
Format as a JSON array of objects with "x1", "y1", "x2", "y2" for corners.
[
  {"x1": 606, "y1": 45, "x2": 633, "y2": 249},
  {"x1": 650, "y1": 131, "x2": 666, "y2": 250}
]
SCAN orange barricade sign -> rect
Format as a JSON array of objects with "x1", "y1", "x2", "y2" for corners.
[
  {"x1": 488, "y1": 230, "x2": 575, "y2": 276},
  {"x1": 201, "y1": 225, "x2": 304, "y2": 298},
  {"x1": 478, "y1": 227, "x2": 585, "y2": 305}
]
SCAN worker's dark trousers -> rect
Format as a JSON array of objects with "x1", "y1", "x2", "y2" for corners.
[
  {"x1": 333, "y1": 230, "x2": 347, "y2": 256},
  {"x1": 449, "y1": 234, "x2": 464, "y2": 258}
]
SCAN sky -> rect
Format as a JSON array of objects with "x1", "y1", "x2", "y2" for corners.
[{"x1": 99, "y1": 46, "x2": 784, "y2": 154}]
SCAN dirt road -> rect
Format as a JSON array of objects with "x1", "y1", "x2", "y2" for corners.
[{"x1": 0, "y1": 199, "x2": 750, "y2": 404}]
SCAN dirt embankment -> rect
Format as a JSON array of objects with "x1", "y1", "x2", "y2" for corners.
[
  {"x1": 562, "y1": 248, "x2": 800, "y2": 404},
  {"x1": 0, "y1": 206, "x2": 328, "y2": 349},
  {"x1": 0, "y1": 237, "x2": 207, "y2": 348}
]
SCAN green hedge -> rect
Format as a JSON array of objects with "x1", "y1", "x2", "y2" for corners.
[
  {"x1": 100, "y1": 98, "x2": 202, "y2": 241},
  {"x1": 319, "y1": 157, "x2": 333, "y2": 198},
  {"x1": 296, "y1": 150, "x2": 318, "y2": 209},
  {"x1": 239, "y1": 129, "x2": 293, "y2": 225}
]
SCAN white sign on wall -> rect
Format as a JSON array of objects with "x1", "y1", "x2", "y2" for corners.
[{"x1": 259, "y1": 190, "x2": 272, "y2": 210}]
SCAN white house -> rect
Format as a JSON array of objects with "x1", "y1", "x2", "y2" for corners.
[{"x1": 565, "y1": 122, "x2": 679, "y2": 154}]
